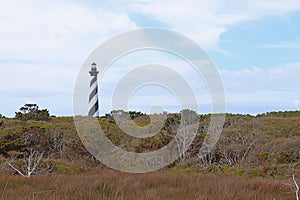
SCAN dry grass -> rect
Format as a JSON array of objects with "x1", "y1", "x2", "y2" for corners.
[{"x1": 0, "y1": 170, "x2": 294, "y2": 200}]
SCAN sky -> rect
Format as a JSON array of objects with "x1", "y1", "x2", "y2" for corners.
[{"x1": 0, "y1": 0, "x2": 300, "y2": 117}]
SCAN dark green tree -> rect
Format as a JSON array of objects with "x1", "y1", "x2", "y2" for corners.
[
  {"x1": 15, "y1": 103, "x2": 50, "y2": 121},
  {"x1": 0, "y1": 114, "x2": 4, "y2": 126}
]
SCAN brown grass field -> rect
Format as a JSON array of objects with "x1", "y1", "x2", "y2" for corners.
[{"x1": 0, "y1": 170, "x2": 295, "y2": 200}]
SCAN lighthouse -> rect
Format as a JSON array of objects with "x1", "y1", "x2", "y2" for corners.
[{"x1": 88, "y1": 62, "x2": 99, "y2": 117}]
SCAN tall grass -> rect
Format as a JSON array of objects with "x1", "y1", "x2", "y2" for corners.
[{"x1": 0, "y1": 170, "x2": 294, "y2": 200}]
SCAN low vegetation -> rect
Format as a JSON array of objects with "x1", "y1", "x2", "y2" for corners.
[
  {"x1": 0, "y1": 170, "x2": 296, "y2": 200},
  {"x1": 0, "y1": 104, "x2": 300, "y2": 198}
]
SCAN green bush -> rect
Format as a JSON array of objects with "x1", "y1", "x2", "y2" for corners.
[
  {"x1": 232, "y1": 167, "x2": 246, "y2": 177},
  {"x1": 276, "y1": 150, "x2": 297, "y2": 163},
  {"x1": 257, "y1": 151, "x2": 269, "y2": 162},
  {"x1": 55, "y1": 162, "x2": 86, "y2": 174},
  {"x1": 246, "y1": 169, "x2": 259, "y2": 177},
  {"x1": 168, "y1": 165, "x2": 198, "y2": 173},
  {"x1": 15, "y1": 104, "x2": 50, "y2": 121}
]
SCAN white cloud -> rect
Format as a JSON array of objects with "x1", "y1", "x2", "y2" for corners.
[
  {"x1": 220, "y1": 64, "x2": 300, "y2": 91},
  {"x1": 0, "y1": 64, "x2": 78, "y2": 96},
  {"x1": 0, "y1": 0, "x2": 137, "y2": 64},
  {"x1": 1, "y1": 0, "x2": 300, "y2": 62},
  {"x1": 113, "y1": 0, "x2": 300, "y2": 50},
  {"x1": 0, "y1": 0, "x2": 138, "y2": 116},
  {"x1": 219, "y1": 64, "x2": 300, "y2": 111},
  {"x1": 99, "y1": 55, "x2": 300, "y2": 114},
  {"x1": 293, "y1": 99, "x2": 300, "y2": 107}
]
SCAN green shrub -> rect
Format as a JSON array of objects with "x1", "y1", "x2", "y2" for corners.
[
  {"x1": 247, "y1": 169, "x2": 259, "y2": 177},
  {"x1": 257, "y1": 151, "x2": 269, "y2": 162},
  {"x1": 168, "y1": 165, "x2": 198, "y2": 173},
  {"x1": 276, "y1": 150, "x2": 297, "y2": 163},
  {"x1": 55, "y1": 163, "x2": 85, "y2": 174},
  {"x1": 233, "y1": 167, "x2": 246, "y2": 177}
]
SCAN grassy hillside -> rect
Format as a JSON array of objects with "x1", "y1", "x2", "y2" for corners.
[
  {"x1": 0, "y1": 110, "x2": 300, "y2": 199},
  {"x1": 0, "y1": 111, "x2": 299, "y2": 177}
]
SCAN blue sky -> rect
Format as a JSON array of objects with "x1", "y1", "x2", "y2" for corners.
[{"x1": 0, "y1": 0, "x2": 300, "y2": 117}]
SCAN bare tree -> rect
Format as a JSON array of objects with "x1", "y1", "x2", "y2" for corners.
[
  {"x1": 198, "y1": 150, "x2": 221, "y2": 170},
  {"x1": 292, "y1": 171, "x2": 299, "y2": 200},
  {"x1": 168, "y1": 109, "x2": 198, "y2": 162},
  {"x1": 283, "y1": 166, "x2": 299, "y2": 200},
  {"x1": 5, "y1": 149, "x2": 51, "y2": 177},
  {"x1": 289, "y1": 168, "x2": 300, "y2": 200},
  {"x1": 4, "y1": 127, "x2": 63, "y2": 177},
  {"x1": 198, "y1": 116, "x2": 257, "y2": 168}
]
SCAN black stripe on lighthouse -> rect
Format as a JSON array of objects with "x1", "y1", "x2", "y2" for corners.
[
  {"x1": 89, "y1": 86, "x2": 98, "y2": 102},
  {"x1": 88, "y1": 99, "x2": 99, "y2": 117},
  {"x1": 90, "y1": 76, "x2": 97, "y2": 87}
]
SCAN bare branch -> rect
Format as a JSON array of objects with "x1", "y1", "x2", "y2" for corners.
[
  {"x1": 5, "y1": 161, "x2": 25, "y2": 177},
  {"x1": 292, "y1": 172, "x2": 299, "y2": 200}
]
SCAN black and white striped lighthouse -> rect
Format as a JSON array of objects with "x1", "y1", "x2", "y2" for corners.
[{"x1": 88, "y1": 62, "x2": 99, "y2": 117}]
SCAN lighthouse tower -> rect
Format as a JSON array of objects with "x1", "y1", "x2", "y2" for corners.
[{"x1": 88, "y1": 62, "x2": 99, "y2": 117}]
